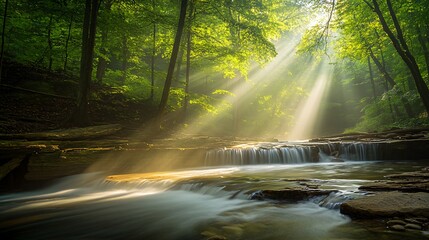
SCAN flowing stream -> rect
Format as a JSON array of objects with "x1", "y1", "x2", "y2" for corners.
[{"x1": 1, "y1": 143, "x2": 428, "y2": 240}]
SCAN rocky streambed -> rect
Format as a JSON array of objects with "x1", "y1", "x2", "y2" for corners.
[{"x1": 1, "y1": 126, "x2": 429, "y2": 238}]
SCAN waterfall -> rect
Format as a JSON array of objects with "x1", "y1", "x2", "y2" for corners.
[
  {"x1": 204, "y1": 141, "x2": 382, "y2": 165},
  {"x1": 338, "y1": 142, "x2": 380, "y2": 161},
  {"x1": 205, "y1": 145, "x2": 316, "y2": 165}
]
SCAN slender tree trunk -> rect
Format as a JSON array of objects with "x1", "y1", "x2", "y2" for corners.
[
  {"x1": 378, "y1": 45, "x2": 397, "y2": 119},
  {"x1": 158, "y1": 0, "x2": 188, "y2": 118},
  {"x1": 121, "y1": 33, "x2": 128, "y2": 83},
  {"x1": 367, "y1": 0, "x2": 429, "y2": 115},
  {"x1": 368, "y1": 56, "x2": 376, "y2": 99},
  {"x1": 69, "y1": 0, "x2": 99, "y2": 126},
  {"x1": 183, "y1": 30, "x2": 191, "y2": 119},
  {"x1": 63, "y1": 15, "x2": 73, "y2": 72},
  {"x1": 47, "y1": 15, "x2": 53, "y2": 71},
  {"x1": 95, "y1": 30, "x2": 107, "y2": 83},
  {"x1": 174, "y1": 47, "x2": 184, "y2": 85},
  {"x1": 183, "y1": 0, "x2": 194, "y2": 120},
  {"x1": 95, "y1": 0, "x2": 112, "y2": 83},
  {"x1": 369, "y1": 48, "x2": 413, "y2": 117},
  {"x1": 417, "y1": 26, "x2": 429, "y2": 79},
  {"x1": 0, "y1": 0, "x2": 9, "y2": 84},
  {"x1": 150, "y1": 0, "x2": 156, "y2": 101}
]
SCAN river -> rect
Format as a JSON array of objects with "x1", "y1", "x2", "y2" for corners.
[{"x1": 1, "y1": 143, "x2": 429, "y2": 239}]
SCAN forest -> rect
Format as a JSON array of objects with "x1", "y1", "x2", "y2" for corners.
[
  {"x1": 1, "y1": 0, "x2": 429, "y2": 138},
  {"x1": 2, "y1": 1, "x2": 429, "y2": 239}
]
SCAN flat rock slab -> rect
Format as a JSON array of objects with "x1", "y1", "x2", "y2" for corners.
[
  {"x1": 359, "y1": 170, "x2": 429, "y2": 192},
  {"x1": 359, "y1": 181, "x2": 429, "y2": 192},
  {"x1": 340, "y1": 191, "x2": 429, "y2": 219}
]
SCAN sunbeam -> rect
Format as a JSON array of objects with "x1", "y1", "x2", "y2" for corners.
[{"x1": 288, "y1": 59, "x2": 334, "y2": 140}]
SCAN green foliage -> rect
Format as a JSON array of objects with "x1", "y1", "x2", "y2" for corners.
[
  {"x1": 5, "y1": 0, "x2": 429, "y2": 135},
  {"x1": 332, "y1": 0, "x2": 429, "y2": 132}
]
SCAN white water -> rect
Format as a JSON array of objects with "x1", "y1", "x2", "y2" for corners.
[
  {"x1": 1, "y1": 156, "x2": 427, "y2": 239},
  {"x1": 205, "y1": 141, "x2": 382, "y2": 165}
]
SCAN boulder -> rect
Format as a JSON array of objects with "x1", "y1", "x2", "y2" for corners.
[{"x1": 340, "y1": 191, "x2": 429, "y2": 219}]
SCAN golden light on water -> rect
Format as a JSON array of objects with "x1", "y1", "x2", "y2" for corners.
[{"x1": 106, "y1": 168, "x2": 240, "y2": 183}]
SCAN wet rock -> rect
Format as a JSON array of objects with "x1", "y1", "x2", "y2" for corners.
[
  {"x1": 413, "y1": 217, "x2": 429, "y2": 222},
  {"x1": 405, "y1": 218, "x2": 423, "y2": 224},
  {"x1": 385, "y1": 172, "x2": 429, "y2": 179},
  {"x1": 389, "y1": 225, "x2": 405, "y2": 231},
  {"x1": 359, "y1": 181, "x2": 429, "y2": 193},
  {"x1": 330, "y1": 158, "x2": 344, "y2": 163},
  {"x1": 250, "y1": 188, "x2": 337, "y2": 202},
  {"x1": 405, "y1": 223, "x2": 422, "y2": 230},
  {"x1": 201, "y1": 231, "x2": 227, "y2": 240},
  {"x1": 359, "y1": 169, "x2": 429, "y2": 193},
  {"x1": 386, "y1": 220, "x2": 406, "y2": 226},
  {"x1": 340, "y1": 191, "x2": 429, "y2": 219}
]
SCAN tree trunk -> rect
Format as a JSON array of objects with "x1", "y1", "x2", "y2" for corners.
[
  {"x1": 174, "y1": 47, "x2": 184, "y2": 86},
  {"x1": 0, "y1": 0, "x2": 9, "y2": 84},
  {"x1": 120, "y1": 33, "x2": 128, "y2": 83},
  {"x1": 95, "y1": 28, "x2": 107, "y2": 83},
  {"x1": 68, "y1": 0, "x2": 99, "y2": 126},
  {"x1": 378, "y1": 45, "x2": 397, "y2": 120},
  {"x1": 369, "y1": 0, "x2": 429, "y2": 116},
  {"x1": 183, "y1": 0, "x2": 194, "y2": 120},
  {"x1": 417, "y1": 26, "x2": 429, "y2": 79},
  {"x1": 158, "y1": 0, "x2": 188, "y2": 118},
  {"x1": 368, "y1": 56, "x2": 376, "y2": 99},
  {"x1": 95, "y1": 0, "x2": 112, "y2": 83},
  {"x1": 63, "y1": 15, "x2": 73, "y2": 72},
  {"x1": 369, "y1": 48, "x2": 413, "y2": 118},
  {"x1": 47, "y1": 15, "x2": 53, "y2": 71},
  {"x1": 150, "y1": 0, "x2": 156, "y2": 102}
]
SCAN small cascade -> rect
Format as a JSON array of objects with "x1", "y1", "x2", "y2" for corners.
[
  {"x1": 205, "y1": 145, "x2": 317, "y2": 165},
  {"x1": 205, "y1": 141, "x2": 383, "y2": 165},
  {"x1": 338, "y1": 142, "x2": 381, "y2": 161},
  {"x1": 316, "y1": 191, "x2": 356, "y2": 209}
]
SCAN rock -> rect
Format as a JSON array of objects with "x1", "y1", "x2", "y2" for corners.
[
  {"x1": 389, "y1": 225, "x2": 405, "y2": 231},
  {"x1": 405, "y1": 218, "x2": 423, "y2": 224},
  {"x1": 405, "y1": 223, "x2": 422, "y2": 230},
  {"x1": 201, "y1": 231, "x2": 227, "y2": 240},
  {"x1": 414, "y1": 217, "x2": 429, "y2": 222},
  {"x1": 340, "y1": 191, "x2": 429, "y2": 219},
  {"x1": 359, "y1": 181, "x2": 429, "y2": 193},
  {"x1": 0, "y1": 156, "x2": 25, "y2": 180},
  {"x1": 250, "y1": 188, "x2": 337, "y2": 202},
  {"x1": 385, "y1": 172, "x2": 429, "y2": 179},
  {"x1": 387, "y1": 220, "x2": 406, "y2": 226}
]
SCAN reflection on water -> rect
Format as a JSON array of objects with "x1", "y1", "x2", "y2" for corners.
[{"x1": 1, "y1": 161, "x2": 428, "y2": 240}]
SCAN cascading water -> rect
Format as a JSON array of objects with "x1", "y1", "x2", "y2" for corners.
[
  {"x1": 204, "y1": 145, "x2": 316, "y2": 165},
  {"x1": 204, "y1": 141, "x2": 382, "y2": 166},
  {"x1": 339, "y1": 142, "x2": 381, "y2": 161},
  {"x1": 1, "y1": 142, "x2": 427, "y2": 240}
]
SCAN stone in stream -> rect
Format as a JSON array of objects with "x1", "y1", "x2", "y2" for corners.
[
  {"x1": 405, "y1": 218, "x2": 423, "y2": 224},
  {"x1": 405, "y1": 223, "x2": 422, "y2": 230},
  {"x1": 386, "y1": 220, "x2": 406, "y2": 226},
  {"x1": 250, "y1": 188, "x2": 337, "y2": 202},
  {"x1": 389, "y1": 225, "x2": 405, "y2": 231},
  {"x1": 340, "y1": 191, "x2": 429, "y2": 219}
]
